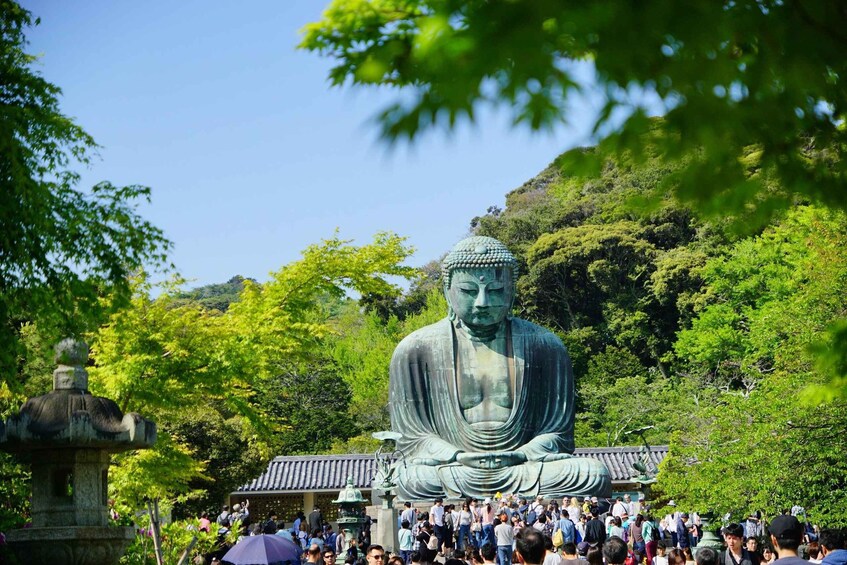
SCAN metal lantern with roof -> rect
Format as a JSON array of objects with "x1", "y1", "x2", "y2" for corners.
[{"x1": 333, "y1": 476, "x2": 368, "y2": 553}]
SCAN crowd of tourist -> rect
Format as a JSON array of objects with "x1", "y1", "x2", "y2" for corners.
[{"x1": 193, "y1": 495, "x2": 846, "y2": 565}]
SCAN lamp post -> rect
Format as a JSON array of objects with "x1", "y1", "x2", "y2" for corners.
[{"x1": 371, "y1": 431, "x2": 404, "y2": 553}]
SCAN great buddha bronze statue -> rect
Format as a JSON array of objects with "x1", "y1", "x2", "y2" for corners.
[{"x1": 389, "y1": 236, "x2": 611, "y2": 500}]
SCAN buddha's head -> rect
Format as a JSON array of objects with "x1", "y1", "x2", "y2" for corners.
[{"x1": 442, "y1": 236, "x2": 518, "y2": 334}]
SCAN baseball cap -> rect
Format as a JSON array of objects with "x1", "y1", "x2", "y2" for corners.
[{"x1": 770, "y1": 515, "x2": 804, "y2": 543}]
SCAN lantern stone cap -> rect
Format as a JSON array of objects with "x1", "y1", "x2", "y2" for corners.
[
  {"x1": 0, "y1": 338, "x2": 156, "y2": 454},
  {"x1": 332, "y1": 476, "x2": 366, "y2": 504}
]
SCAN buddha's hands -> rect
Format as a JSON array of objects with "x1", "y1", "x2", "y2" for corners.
[{"x1": 456, "y1": 451, "x2": 527, "y2": 469}]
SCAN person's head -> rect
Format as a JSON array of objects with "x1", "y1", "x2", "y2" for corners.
[
  {"x1": 683, "y1": 547, "x2": 693, "y2": 560},
  {"x1": 603, "y1": 536, "x2": 628, "y2": 565},
  {"x1": 324, "y1": 550, "x2": 337, "y2": 564},
  {"x1": 625, "y1": 495, "x2": 632, "y2": 502},
  {"x1": 405, "y1": 501, "x2": 412, "y2": 508},
  {"x1": 443, "y1": 237, "x2": 518, "y2": 332},
  {"x1": 657, "y1": 541, "x2": 667, "y2": 556},
  {"x1": 269, "y1": 510, "x2": 278, "y2": 520},
  {"x1": 746, "y1": 538, "x2": 758, "y2": 553},
  {"x1": 586, "y1": 546, "x2": 603, "y2": 565},
  {"x1": 411, "y1": 553, "x2": 421, "y2": 564},
  {"x1": 613, "y1": 516, "x2": 622, "y2": 527},
  {"x1": 389, "y1": 557, "x2": 405, "y2": 565},
  {"x1": 695, "y1": 547, "x2": 718, "y2": 565},
  {"x1": 402, "y1": 519, "x2": 411, "y2": 529},
  {"x1": 367, "y1": 544, "x2": 386, "y2": 565},
  {"x1": 761, "y1": 547, "x2": 775, "y2": 562},
  {"x1": 571, "y1": 497, "x2": 579, "y2": 506},
  {"x1": 819, "y1": 529, "x2": 845, "y2": 555},
  {"x1": 516, "y1": 527, "x2": 546, "y2": 565},
  {"x1": 667, "y1": 548, "x2": 686, "y2": 565},
  {"x1": 769, "y1": 515, "x2": 804, "y2": 552},
  {"x1": 308, "y1": 544, "x2": 321, "y2": 560},
  {"x1": 544, "y1": 536, "x2": 554, "y2": 552},
  {"x1": 481, "y1": 543, "x2": 497, "y2": 562},
  {"x1": 463, "y1": 502, "x2": 470, "y2": 510},
  {"x1": 211, "y1": 558, "x2": 222, "y2": 565},
  {"x1": 536, "y1": 513, "x2": 547, "y2": 524},
  {"x1": 435, "y1": 498, "x2": 443, "y2": 506},
  {"x1": 562, "y1": 542, "x2": 577, "y2": 557},
  {"x1": 724, "y1": 523, "x2": 744, "y2": 551}
]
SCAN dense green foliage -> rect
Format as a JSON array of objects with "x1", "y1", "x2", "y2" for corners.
[
  {"x1": 0, "y1": 3, "x2": 170, "y2": 388},
  {"x1": 301, "y1": 0, "x2": 847, "y2": 223},
  {"x1": 657, "y1": 207, "x2": 847, "y2": 525},
  {"x1": 86, "y1": 234, "x2": 414, "y2": 518}
]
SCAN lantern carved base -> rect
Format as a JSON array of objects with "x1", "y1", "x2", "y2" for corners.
[{"x1": 6, "y1": 525, "x2": 135, "y2": 565}]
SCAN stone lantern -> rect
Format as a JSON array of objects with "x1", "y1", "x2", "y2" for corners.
[
  {"x1": 0, "y1": 338, "x2": 156, "y2": 565},
  {"x1": 333, "y1": 476, "x2": 368, "y2": 554}
]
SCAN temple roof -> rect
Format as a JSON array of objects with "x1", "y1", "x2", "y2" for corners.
[{"x1": 233, "y1": 445, "x2": 668, "y2": 494}]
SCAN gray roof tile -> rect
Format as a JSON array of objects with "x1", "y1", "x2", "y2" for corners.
[{"x1": 233, "y1": 446, "x2": 668, "y2": 493}]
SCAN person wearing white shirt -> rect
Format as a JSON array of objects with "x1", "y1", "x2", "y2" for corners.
[{"x1": 430, "y1": 498, "x2": 445, "y2": 554}]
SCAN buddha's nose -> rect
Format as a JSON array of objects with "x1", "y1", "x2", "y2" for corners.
[{"x1": 475, "y1": 289, "x2": 489, "y2": 307}]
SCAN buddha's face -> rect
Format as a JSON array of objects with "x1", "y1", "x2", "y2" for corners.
[{"x1": 447, "y1": 267, "x2": 514, "y2": 329}]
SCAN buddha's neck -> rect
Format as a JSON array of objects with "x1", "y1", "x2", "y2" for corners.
[{"x1": 455, "y1": 319, "x2": 506, "y2": 342}]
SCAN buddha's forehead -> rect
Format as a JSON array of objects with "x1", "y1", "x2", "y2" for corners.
[{"x1": 449, "y1": 267, "x2": 511, "y2": 284}]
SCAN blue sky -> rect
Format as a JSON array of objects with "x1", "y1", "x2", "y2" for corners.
[{"x1": 22, "y1": 1, "x2": 601, "y2": 288}]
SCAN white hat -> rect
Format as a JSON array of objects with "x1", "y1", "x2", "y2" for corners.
[
  {"x1": 483, "y1": 497, "x2": 491, "y2": 504},
  {"x1": 668, "y1": 500, "x2": 676, "y2": 507},
  {"x1": 233, "y1": 503, "x2": 241, "y2": 511}
]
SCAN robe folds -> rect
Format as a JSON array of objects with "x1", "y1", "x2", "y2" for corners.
[{"x1": 389, "y1": 317, "x2": 611, "y2": 500}]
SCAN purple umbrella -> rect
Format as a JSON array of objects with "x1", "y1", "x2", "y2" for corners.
[{"x1": 222, "y1": 534, "x2": 301, "y2": 565}]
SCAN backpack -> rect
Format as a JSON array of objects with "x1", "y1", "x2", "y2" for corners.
[
  {"x1": 650, "y1": 522, "x2": 660, "y2": 542},
  {"x1": 427, "y1": 533, "x2": 439, "y2": 551},
  {"x1": 217, "y1": 511, "x2": 230, "y2": 527},
  {"x1": 527, "y1": 510, "x2": 537, "y2": 526}
]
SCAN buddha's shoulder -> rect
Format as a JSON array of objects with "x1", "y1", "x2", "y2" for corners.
[
  {"x1": 510, "y1": 317, "x2": 567, "y2": 349},
  {"x1": 392, "y1": 318, "x2": 453, "y2": 355}
]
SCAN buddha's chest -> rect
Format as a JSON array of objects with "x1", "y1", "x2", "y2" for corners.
[{"x1": 455, "y1": 336, "x2": 513, "y2": 423}]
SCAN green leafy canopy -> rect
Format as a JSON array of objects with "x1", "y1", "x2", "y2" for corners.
[{"x1": 0, "y1": 3, "x2": 171, "y2": 386}]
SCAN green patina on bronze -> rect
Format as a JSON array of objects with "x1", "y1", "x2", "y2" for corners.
[{"x1": 389, "y1": 236, "x2": 611, "y2": 500}]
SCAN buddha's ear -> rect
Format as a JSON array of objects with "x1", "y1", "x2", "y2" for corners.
[{"x1": 444, "y1": 282, "x2": 456, "y2": 320}]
